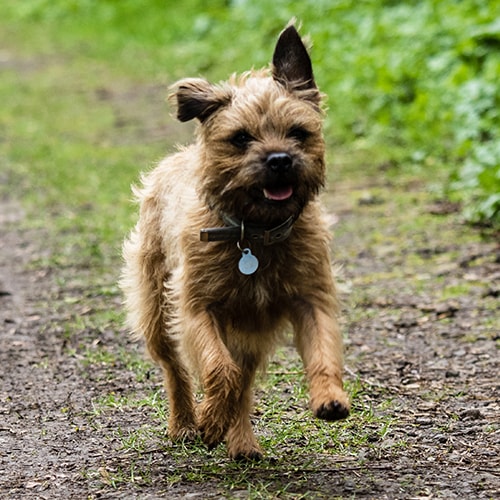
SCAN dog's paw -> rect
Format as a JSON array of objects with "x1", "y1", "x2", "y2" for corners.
[
  {"x1": 310, "y1": 384, "x2": 350, "y2": 422},
  {"x1": 168, "y1": 411, "x2": 198, "y2": 442},
  {"x1": 198, "y1": 423, "x2": 227, "y2": 449},
  {"x1": 227, "y1": 436, "x2": 263, "y2": 461},
  {"x1": 169, "y1": 424, "x2": 198, "y2": 443},
  {"x1": 231, "y1": 447, "x2": 264, "y2": 462},
  {"x1": 197, "y1": 405, "x2": 233, "y2": 448},
  {"x1": 314, "y1": 400, "x2": 350, "y2": 421}
]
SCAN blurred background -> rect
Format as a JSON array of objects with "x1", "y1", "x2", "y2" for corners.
[{"x1": 1, "y1": 0, "x2": 498, "y2": 263}]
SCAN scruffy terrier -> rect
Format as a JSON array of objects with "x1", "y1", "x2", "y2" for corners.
[{"x1": 121, "y1": 23, "x2": 350, "y2": 460}]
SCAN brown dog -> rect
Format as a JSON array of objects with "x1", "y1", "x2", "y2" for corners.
[{"x1": 121, "y1": 23, "x2": 350, "y2": 460}]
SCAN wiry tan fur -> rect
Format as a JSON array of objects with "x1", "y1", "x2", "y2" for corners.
[{"x1": 121, "y1": 23, "x2": 350, "y2": 460}]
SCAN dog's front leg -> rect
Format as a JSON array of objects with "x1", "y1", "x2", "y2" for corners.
[
  {"x1": 182, "y1": 310, "x2": 241, "y2": 448},
  {"x1": 291, "y1": 298, "x2": 350, "y2": 421},
  {"x1": 225, "y1": 356, "x2": 263, "y2": 461}
]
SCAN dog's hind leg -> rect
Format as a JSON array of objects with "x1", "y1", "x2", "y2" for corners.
[
  {"x1": 156, "y1": 343, "x2": 198, "y2": 442},
  {"x1": 122, "y1": 227, "x2": 197, "y2": 441}
]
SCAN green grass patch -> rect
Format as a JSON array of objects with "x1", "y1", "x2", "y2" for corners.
[
  {"x1": 84, "y1": 370, "x2": 400, "y2": 497},
  {"x1": 87, "y1": 347, "x2": 399, "y2": 457}
]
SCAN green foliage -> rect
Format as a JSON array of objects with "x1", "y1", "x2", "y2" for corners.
[
  {"x1": 450, "y1": 141, "x2": 500, "y2": 225},
  {"x1": 1, "y1": 0, "x2": 499, "y2": 227}
]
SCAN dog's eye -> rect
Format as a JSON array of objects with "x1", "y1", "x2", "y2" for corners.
[
  {"x1": 230, "y1": 130, "x2": 254, "y2": 149},
  {"x1": 287, "y1": 126, "x2": 311, "y2": 142}
]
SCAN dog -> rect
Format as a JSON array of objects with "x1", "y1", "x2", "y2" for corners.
[{"x1": 121, "y1": 22, "x2": 350, "y2": 461}]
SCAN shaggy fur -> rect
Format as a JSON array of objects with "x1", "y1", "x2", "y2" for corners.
[{"x1": 121, "y1": 23, "x2": 350, "y2": 460}]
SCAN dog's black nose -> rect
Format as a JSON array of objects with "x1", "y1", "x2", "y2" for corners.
[{"x1": 266, "y1": 152, "x2": 292, "y2": 173}]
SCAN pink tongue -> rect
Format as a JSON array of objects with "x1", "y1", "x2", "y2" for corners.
[{"x1": 264, "y1": 185, "x2": 293, "y2": 201}]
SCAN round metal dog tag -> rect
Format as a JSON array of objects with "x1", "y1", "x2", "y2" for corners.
[{"x1": 238, "y1": 248, "x2": 259, "y2": 275}]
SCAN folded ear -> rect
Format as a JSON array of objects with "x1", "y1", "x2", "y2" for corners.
[
  {"x1": 170, "y1": 78, "x2": 231, "y2": 123},
  {"x1": 272, "y1": 24, "x2": 319, "y2": 97}
]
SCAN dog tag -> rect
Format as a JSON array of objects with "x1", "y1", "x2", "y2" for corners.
[{"x1": 238, "y1": 248, "x2": 259, "y2": 275}]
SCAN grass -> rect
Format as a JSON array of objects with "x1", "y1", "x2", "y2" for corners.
[
  {"x1": 71, "y1": 320, "x2": 401, "y2": 495},
  {"x1": 78, "y1": 341, "x2": 401, "y2": 497}
]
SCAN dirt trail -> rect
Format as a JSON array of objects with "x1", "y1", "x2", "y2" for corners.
[
  {"x1": 0, "y1": 203, "x2": 91, "y2": 496},
  {"x1": 1, "y1": 172, "x2": 499, "y2": 499}
]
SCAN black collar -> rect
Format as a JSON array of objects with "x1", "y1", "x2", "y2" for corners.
[{"x1": 200, "y1": 214, "x2": 295, "y2": 246}]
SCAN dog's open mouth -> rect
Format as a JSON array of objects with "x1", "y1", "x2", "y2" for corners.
[{"x1": 263, "y1": 185, "x2": 294, "y2": 201}]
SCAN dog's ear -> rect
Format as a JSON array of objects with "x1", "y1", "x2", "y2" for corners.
[
  {"x1": 272, "y1": 24, "x2": 319, "y2": 100},
  {"x1": 171, "y1": 78, "x2": 231, "y2": 123}
]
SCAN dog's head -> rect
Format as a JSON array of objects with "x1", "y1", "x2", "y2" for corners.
[{"x1": 171, "y1": 24, "x2": 326, "y2": 226}]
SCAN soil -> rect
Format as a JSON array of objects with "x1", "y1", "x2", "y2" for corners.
[{"x1": 1, "y1": 155, "x2": 499, "y2": 498}]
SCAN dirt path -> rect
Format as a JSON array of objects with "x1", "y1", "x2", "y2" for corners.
[
  {"x1": 1, "y1": 171, "x2": 499, "y2": 499},
  {"x1": 0, "y1": 203, "x2": 100, "y2": 497}
]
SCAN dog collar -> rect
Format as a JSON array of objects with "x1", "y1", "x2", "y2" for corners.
[{"x1": 200, "y1": 214, "x2": 295, "y2": 246}]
